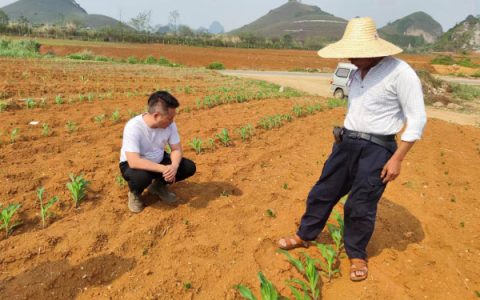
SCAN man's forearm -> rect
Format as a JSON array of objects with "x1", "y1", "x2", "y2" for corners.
[
  {"x1": 129, "y1": 157, "x2": 165, "y2": 173},
  {"x1": 170, "y1": 149, "x2": 182, "y2": 168},
  {"x1": 391, "y1": 141, "x2": 415, "y2": 161}
]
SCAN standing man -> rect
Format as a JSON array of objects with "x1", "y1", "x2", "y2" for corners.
[
  {"x1": 119, "y1": 91, "x2": 196, "y2": 213},
  {"x1": 278, "y1": 17, "x2": 427, "y2": 281}
]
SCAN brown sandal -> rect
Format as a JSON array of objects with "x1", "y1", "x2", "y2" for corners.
[
  {"x1": 277, "y1": 235, "x2": 310, "y2": 250},
  {"x1": 350, "y1": 258, "x2": 368, "y2": 281}
]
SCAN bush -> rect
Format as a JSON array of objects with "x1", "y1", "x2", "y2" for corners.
[
  {"x1": 94, "y1": 56, "x2": 110, "y2": 62},
  {"x1": 207, "y1": 62, "x2": 225, "y2": 70},
  {"x1": 144, "y1": 55, "x2": 157, "y2": 64},
  {"x1": 457, "y1": 58, "x2": 479, "y2": 68}
]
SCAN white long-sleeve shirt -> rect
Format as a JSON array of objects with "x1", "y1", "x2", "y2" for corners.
[{"x1": 344, "y1": 56, "x2": 427, "y2": 142}]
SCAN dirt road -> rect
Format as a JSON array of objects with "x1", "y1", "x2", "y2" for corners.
[{"x1": 220, "y1": 70, "x2": 480, "y2": 126}]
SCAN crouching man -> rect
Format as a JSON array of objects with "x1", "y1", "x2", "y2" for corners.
[{"x1": 119, "y1": 91, "x2": 196, "y2": 213}]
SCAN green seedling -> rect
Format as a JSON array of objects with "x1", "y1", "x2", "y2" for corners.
[
  {"x1": 94, "y1": 114, "x2": 106, "y2": 124},
  {"x1": 278, "y1": 250, "x2": 321, "y2": 300},
  {"x1": 0, "y1": 203, "x2": 22, "y2": 237},
  {"x1": 0, "y1": 101, "x2": 7, "y2": 111},
  {"x1": 189, "y1": 137, "x2": 203, "y2": 154},
  {"x1": 216, "y1": 128, "x2": 231, "y2": 147},
  {"x1": 315, "y1": 243, "x2": 340, "y2": 281},
  {"x1": 55, "y1": 95, "x2": 64, "y2": 105},
  {"x1": 292, "y1": 104, "x2": 304, "y2": 117},
  {"x1": 237, "y1": 124, "x2": 254, "y2": 142},
  {"x1": 41, "y1": 123, "x2": 50, "y2": 137},
  {"x1": 25, "y1": 98, "x2": 36, "y2": 109},
  {"x1": 87, "y1": 93, "x2": 95, "y2": 102},
  {"x1": 66, "y1": 174, "x2": 90, "y2": 208},
  {"x1": 235, "y1": 271, "x2": 282, "y2": 300},
  {"x1": 36, "y1": 187, "x2": 59, "y2": 228},
  {"x1": 327, "y1": 224, "x2": 343, "y2": 255},
  {"x1": 10, "y1": 128, "x2": 19, "y2": 144},
  {"x1": 265, "y1": 209, "x2": 276, "y2": 218},
  {"x1": 115, "y1": 175, "x2": 127, "y2": 188},
  {"x1": 66, "y1": 121, "x2": 77, "y2": 133},
  {"x1": 183, "y1": 282, "x2": 192, "y2": 290},
  {"x1": 282, "y1": 183, "x2": 289, "y2": 190},
  {"x1": 78, "y1": 94, "x2": 85, "y2": 102},
  {"x1": 111, "y1": 109, "x2": 121, "y2": 123}
]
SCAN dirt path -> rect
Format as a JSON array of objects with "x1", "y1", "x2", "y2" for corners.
[{"x1": 220, "y1": 70, "x2": 480, "y2": 127}]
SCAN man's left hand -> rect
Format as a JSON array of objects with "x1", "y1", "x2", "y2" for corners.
[
  {"x1": 381, "y1": 158, "x2": 401, "y2": 183},
  {"x1": 163, "y1": 164, "x2": 179, "y2": 183}
]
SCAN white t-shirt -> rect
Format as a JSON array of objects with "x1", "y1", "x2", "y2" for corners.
[{"x1": 120, "y1": 114, "x2": 180, "y2": 163}]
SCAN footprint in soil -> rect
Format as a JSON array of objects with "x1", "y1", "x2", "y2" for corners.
[{"x1": 253, "y1": 238, "x2": 291, "y2": 273}]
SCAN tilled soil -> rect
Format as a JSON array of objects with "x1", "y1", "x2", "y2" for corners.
[{"x1": 0, "y1": 58, "x2": 479, "y2": 300}]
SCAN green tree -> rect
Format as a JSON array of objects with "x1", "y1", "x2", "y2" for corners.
[{"x1": 0, "y1": 10, "x2": 9, "y2": 26}]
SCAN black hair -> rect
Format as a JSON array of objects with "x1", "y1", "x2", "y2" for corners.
[{"x1": 147, "y1": 91, "x2": 180, "y2": 114}]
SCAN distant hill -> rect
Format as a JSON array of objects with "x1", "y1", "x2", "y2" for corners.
[
  {"x1": 209, "y1": 21, "x2": 224, "y2": 34},
  {"x1": 230, "y1": 0, "x2": 347, "y2": 41},
  {"x1": 433, "y1": 15, "x2": 480, "y2": 52},
  {"x1": 379, "y1": 12, "x2": 443, "y2": 48},
  {"x1": 0, "y1": 0, "x2": 126, "y2": 29}
]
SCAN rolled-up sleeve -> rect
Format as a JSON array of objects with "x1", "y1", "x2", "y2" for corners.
[{"x1": 396, "y1": 68, "x2": 427, "y2": 142}]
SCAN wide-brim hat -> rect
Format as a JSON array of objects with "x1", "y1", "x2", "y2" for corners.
[{"x1": 318, "y1": 17, "x2": 403, "y2": 58}]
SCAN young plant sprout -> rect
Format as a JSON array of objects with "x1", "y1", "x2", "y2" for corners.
[
  {"x1": 216, "y1": 128, "x2": 231, "y2": 147},
  {"x1": 0, "y1": 203, "x2": 22, "y2": 237},
  {"x1": 115, "y1": 175, "x2": 127, "y2": 188},
  {"x1": 235, "y1": 271, "x2": 282, "y2": 300},
  {"x1": 189, "y1": 137, "x2": 203, "y2": 154},
  {"x1": 237, "y1": 124, "x2": 254, "y2": 142},
  {"x1": 55, "y1": 95, "x2": 64, "y2": 105},
  {"x1": 65, "y1": 121, "x2": 77, "y2": 133},
  {"x1": 315, "y1": 243, "x2": 340, "y2": 281},
  {"x1": 41, "y1": 123, "x2": 50, "y2": 136},
  {"x1": 94, "y1": 114, "x2": 106, "y2": 124},
  {"x1": 66, "y1": 174, "x2": 90, "y2": 208},
  {"x1": 25, "y1": 98, "x2": 36, "y2": 109},
  {"x1": 10, "y1": 128, "x2": 19, "y2": 144},
  {"x1": 111, "y1": 109, "x2": 121, "y2": 123},
  {"x1": 37, "y1": 187, "x2": 59, "y2": 228},
  {"x1": 278, "y1": 250, "x2": 321, "y2": 300}
]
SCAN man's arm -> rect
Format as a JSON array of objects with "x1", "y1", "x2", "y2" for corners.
[
  {"x1": 163, "y1": 143, "x2": 183, "y2": 182},
  {"x1": 126, "y1": 152, "x2": 166, "y2": 173},
  {"x1": 381, "y1": 141, "x2": 414, "y2": 183}
]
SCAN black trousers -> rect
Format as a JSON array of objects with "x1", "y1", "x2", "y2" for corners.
[
  {"x1": 297, "y1": 135, "x2": 396, "y2": 259},
  {"x1": 119, "y1": 153, "x2": 196, "y2": 195}
]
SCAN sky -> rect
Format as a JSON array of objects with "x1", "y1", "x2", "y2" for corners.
[{"x1": 0, "y1": 0, "x2": 478, "y2": 32}]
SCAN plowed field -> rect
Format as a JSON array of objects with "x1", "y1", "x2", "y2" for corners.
[{"x1": 0, "y1": 56, "x2": 479, "y2": 300}]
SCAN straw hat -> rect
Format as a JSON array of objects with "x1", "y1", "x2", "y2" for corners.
[{"x1": 317, "y1": 17, "x2": 403, "y2": 58}]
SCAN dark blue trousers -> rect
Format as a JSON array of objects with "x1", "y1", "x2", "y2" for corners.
[
  {"x1": 297, "y1": 135, "x2": 396, "y2": 259},
  {"x1": 119, "y1": 153, "x2": 196, "y2": 195}
]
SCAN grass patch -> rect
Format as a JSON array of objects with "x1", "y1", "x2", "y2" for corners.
[
  {"x1": 450, "y1": 84, "x2": 480, "y2": 101},
  {"x1": 66, "y1": 49, "x2": 95, "y2": 60},
  {"x1": 207, "y1": 61, "x2": 225, "y2": 70},
  {"x1": 327, "y1": 98, "x2": 348, "y2": 108},
  {"x1": 431, "y1": 55, "x2": 457, "y2": 65},
  {"x1": 0, "y1": 39, "x2": 41, "y2": 57}
]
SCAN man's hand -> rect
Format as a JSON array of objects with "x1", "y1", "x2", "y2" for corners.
[
  {"x1": 381, "y1": 157, "x2": 401, "y2": 183},
  {"x1": 162, "y1": 164, "x2": 179, "y2": 183}
]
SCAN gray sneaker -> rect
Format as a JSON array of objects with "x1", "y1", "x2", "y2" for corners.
[
  {"x1": 148, "y1": 180, "x2": 177, "y2": 203},
  {"x1": 128, "y1": 191, "x2": 144, "y2": 213}
]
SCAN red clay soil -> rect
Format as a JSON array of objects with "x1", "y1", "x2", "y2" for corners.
[
  {"x1": 39, "y1": 41, "x2": 446, "y2": 73},
  {"x1": 0, "y1": 58, "x2": 479, "y2": 299}
]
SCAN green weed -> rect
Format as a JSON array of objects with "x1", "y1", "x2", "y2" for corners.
[
  {"x1": 207, "y1": 62, "x2": 225, "y2": 70},
  {"x1": 25, "y1": 98, "x2": 36, "y2": 109},
  {"x1": 111, "y1": 109, "x2": 121, "y2": 123},
  {"x1": 115, "y1": 175, "x2": 127, "y2": 188},
  {"x1": 55, "y1": 95, "x2": 64, "y2": 105},
  {"x1": 94, "y1": 114, "x2": 106, "y2": 124}
]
